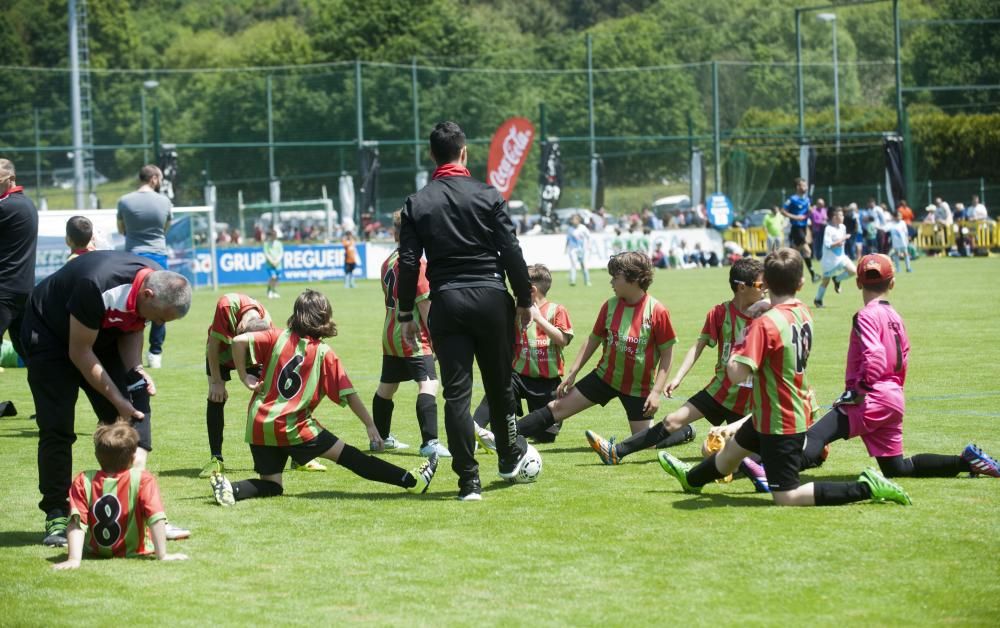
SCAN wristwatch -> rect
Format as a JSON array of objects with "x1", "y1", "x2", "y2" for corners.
[{"x1": 396, "y1": 311, "x2": 414, "y2": 322}]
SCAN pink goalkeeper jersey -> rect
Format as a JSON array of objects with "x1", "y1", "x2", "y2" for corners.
[{"x1": 845, "y1": 299, "x2": 909, "y2": 410}]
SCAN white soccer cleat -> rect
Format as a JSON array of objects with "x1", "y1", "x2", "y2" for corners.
[{"x1": 146, "y1": 352, "x2": 162, "y2": 369}]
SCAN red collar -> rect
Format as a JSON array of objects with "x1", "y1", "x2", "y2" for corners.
[
  {"x1": 71, "y1": 248, "x2": 91, "y2": 256},
  {"x1": 432, "y1": 163, "x2": 471, "y2": 180},
  {"x1": 126, "y1": 267, "x2": 155, "y2": 315},
  {"x1": 0, "y1": 185, "x2": 23, "y2": 201}
]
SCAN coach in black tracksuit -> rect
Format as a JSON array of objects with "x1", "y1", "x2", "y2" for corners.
[{"x1": 398, "y1": 121, "x2": 532, "y2": 500}]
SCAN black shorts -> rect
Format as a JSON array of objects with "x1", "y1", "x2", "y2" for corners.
[
  {"x1": 574, "y1": 371, "x2": 647, "y2": 422},
  {"x1": 789, "y1": 225, "x2": 809, "y2": 247},
  {"x1": 380, "y1": 354, "x2": 437, "y2": 384},
  {"x1": 250, "y1": 429, "x2": 339, "y2": 475},
  {"x1": 733, "y1": 421, "x2": 805, "y2": 492},
  {"x1": 511, "y1": 372, "x2": 560, "y2": 415},
  {"x1": 687, "y1": 390, "x2": 746, "y2": 427},
  {"x1": 345, "y1": 262, "x2": 357, "y2": 274},
  {"x1": 204, "y1": 360, "x2": 261, "y2": 382}
]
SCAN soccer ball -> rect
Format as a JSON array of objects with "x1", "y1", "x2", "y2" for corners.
[{"x1": 514, "y1": 444, "x2": 543, "y2": 483}]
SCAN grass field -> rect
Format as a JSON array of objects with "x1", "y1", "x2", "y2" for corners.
[{"x1": 1, "y1": 255, "x2": 998, "y2": 626}]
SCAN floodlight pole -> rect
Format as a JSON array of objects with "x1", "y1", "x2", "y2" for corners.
[
  {"x1": 355, "y1": 60, "x2": 364, "y2": 226},
  {"x1": 712, "y1": 61, "x2": 721, "y2": 194},
  {"x1": 893, "y1": 0, "x2": 903, "y2": 134},
  {"x1": 412, "y1": 57, "x2": 421, "y2": 173},
  {"x1": 69, "y1": 0, "x2": 85, "y2": 209},
  {"x1": 587, "y1": 34, "x2": 597, "y2": 210},
  {"x1": 795, "y1": 9, "x2": 804, "y2": 144},
  {"x1": 817, "y1": 13, "x2": 840, "y2": 154}
]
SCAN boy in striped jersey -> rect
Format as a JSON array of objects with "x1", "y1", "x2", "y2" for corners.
[
  {"x1": 201, "y1": 293, "x2": 273, "y2": 477},
  {"x1": 659, "y1": 248, "x2": 912, "y2": 506},
  {"x1": 473, "y1": 264, "x2": 574, "y2": 443},
  {"x1": 372, "y1": 210, "x2": 448, "y2": 457},
  {"x1": 209, "y1": 290, "x2": 437, "y2": 505},
  {"x1": 54, "y1": 422, "x2": 188, "y2": 569},
  {"x1": 500, "y1": 252, "x2": 676, "y2": 442},
  {"x1": 583, "y1": 257, "x2": 769, "y2": 489},
  {"x1": 800, "y1": 254, "x2": 999, "y2": 478}
]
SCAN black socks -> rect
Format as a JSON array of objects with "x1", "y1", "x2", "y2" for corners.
[
  {"x1": 206, "y1": 400, "x2": 225, "y2": 458},
  {"x1": 372, "y1": 394, "x2": 394, "y2": 439},
  {"x1": 813, "y1": 481, "x2": 871, "y2": 506},
  {"x1": 338, "y1": 444, "x2": 416, "y2": 489},
  {"x1": 516, "y1": 406, "x2": 555, "y2": 438},
  {"x1": 233, "y1": 479, "x2": 284, "y2": 501},
  {"x1": 416, "y1": 393, "x2": 438, "y2": 445},
  {"x1": 615, "y1": 422, "x2": 671, "y2": 459}
]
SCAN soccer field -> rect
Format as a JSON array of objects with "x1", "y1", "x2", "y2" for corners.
[{"x1": 1, "y1": 256, "x2": 998, "y2": 626}]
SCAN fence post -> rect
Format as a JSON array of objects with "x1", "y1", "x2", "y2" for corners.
[
  {"x1": 355, "y1": 60, "x2": 364, "y2": 227},
  {"x1": 587, "y1": 33, "x2": 596, "y2": 210},
  {"x1": 828, "y1": 184, "x2": 833, "y2": 207},
  {"x1": 876, "y1": 183, "x2": 882, "y2": 205},
  {"x1": 712, "y1": 60, "x2": 721, "y2": 194},
  {"x1": 34, "y1": 108, "x2": 42, "y2": 205},
  {"x1": 411, "y1": 57, "x2": 421, "y2": 178},
  {"x1": 927, "y1": 179, "x2": 932, "y2": 206},
  {"x1": 266, "y1": 75, "x2": 275, "y2": 183},
  {"x1": 981, "y1": 177, "x2": 986, "y2": 204}
]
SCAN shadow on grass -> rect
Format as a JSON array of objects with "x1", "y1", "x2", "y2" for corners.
[
  {"x1": 535, "y1": 445, "x2": 595, "y2": 455},
  {"x1": 651, "y1": 492, "x2": 772, "y2": 509},
  {"x1": 0, "y1": 530, "x2": 44, "y2": 547},
  {"x1": 0, "y1": 428, "x2": 38, "y2": 439},
  {"x1": 157, "y1": 468, "x2": 203, "y2": 479}
]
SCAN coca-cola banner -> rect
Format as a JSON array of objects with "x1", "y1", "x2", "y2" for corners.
[{"x1": 486, "y1": 117, "x2": 535, "y2": 200}]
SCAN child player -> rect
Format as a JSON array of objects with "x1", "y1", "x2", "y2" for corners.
[
  {"x1": 813, "y1": 207, "x2": 857, "y2": 308},
  {"x1": 373, "y1": 210, "x2": 449, "y2": 457},
  {"x1": 65, "y1": 215, "x2": 95, "y2": 261},
  {"x1": 263, "y1": 227, "x2": 283, "y2": 299},
  {"x1": 482, "y1": 252, "x2": 675, "y2": 444},
  {"x1": 799, "y1": 253, "x2": 999, "y2": 478},
  {"x1": 583, "y1": 257, "x2": 768, "y2": 491},
  {"x1": 202, "y1": 292, "x2": 327, "y2": 476},
  {"x1": 54, "y1": 422, "x2": 188, "y2": 569},
  {"x1": 473, "y1": 264, "x2": 574, "y2": 444},
  {"x1": 886, "y1": 211, "x2": 913, "y2": 274},
  {"x1": 209, "y1": 290, "x2": 438, "y2": 505},
  {"x1": 659, "y1": 248, "x2": 913, "y2": 506}
]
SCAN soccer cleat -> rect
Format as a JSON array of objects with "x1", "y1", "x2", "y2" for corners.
[
  {"x1": 833, "y1": 277, "x2": 842, "y2": 293},
  {"x1": 291, "y1": 458, "x2": 328, "y2": 472},
  {"x1": 498, "y1": 441, "x2": 536, "y2": 482},
  {"x1": 474, "y1": 425, "x2": 497, "y2": 455},
  {"x1": 371, "y1": 434, "x2": 410, "y2": 452},
  {"x1": 43, "y1": 516, "x2": 69, "y2": 547},
  {"x1": 961, "y1": 443, "x2": 1000, "y2": 478},
  {"x1": 858, "y1": 467, "x2": 912, "y2": 505},
  {"x1": 811, "y1": 271, "x2": 820, "y2": 284},
  {"x1": 419, "y1": 439, "x2": 452, "y2": 458},
  {"x1": 585, "y1": 430, "x2": 620, "y2": 465},
  {"x1": 210, "y1": 471, "x2": 235, "y2": 506},
  {"x1": 739, "y1": 457, "x2": 770, "y2": 493},
  {"x1": 657, "y1": 452, "x2": 702, "y2": 494},
  {"x1": 198, "y1": 456, "x2": 224, "y2": 479},
  {"x1": 408, "y1": 453, "x2": 438, "y2": 494},
  {"x1": 164, "y1": 522, "x2": 191, "y2": 540},
  {"x1": 458, "y1": 477, "x2": 483, "y2": 501},
  {"x1": 146, "y1": 351, "x2": 162, "y2": 369},
  {"x1": 813, "y1": 299, "x2": 824, "y2": 309}
]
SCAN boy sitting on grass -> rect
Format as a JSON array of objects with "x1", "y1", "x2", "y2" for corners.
[
  {"x1": 478, "y1": 252, "x2": 675, "y2": 448},
  {"x1": 54, "y1": 422, "x2": 188, "y2": 569},
  {"x1": 209, "y1": 289, "x2": 438, "y2": 506},
  {"x1": 659, "y1": 248, "x2": 912, "y2": 506}
]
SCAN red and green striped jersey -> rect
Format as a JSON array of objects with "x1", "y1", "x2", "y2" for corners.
[
  {"x1": 244, "y1": 328, "x2": 356, "y2": 446},
  {"x1": 591, "y1": 294, "x2": 677, "y2": 397},
  {"x1": 731, "y1": 300, "x2": 817, "y2": 435},
  {"x1": 513, "y1": 301, "x2": 574, "y2": 379},
  {"x1": 381, "y1": 249, "x2": 431, "y2": 357},
  {"x1": 207, "y1": 293, "x2": 272, "y2": 368},
  {"x1": 68, "y1": 468, "x2": 165, "y2": 558},
  {"x1": 698, "y1": 301, "x2": 754, "y2": 415}
]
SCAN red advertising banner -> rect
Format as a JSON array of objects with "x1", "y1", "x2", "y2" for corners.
[{"x1": 486, "y1": 117, "x2": 535, "y2": 200}]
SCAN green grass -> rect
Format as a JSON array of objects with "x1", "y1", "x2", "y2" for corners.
[{"x1": 1, "y1": 256, "x2": 999, "y2": 626}]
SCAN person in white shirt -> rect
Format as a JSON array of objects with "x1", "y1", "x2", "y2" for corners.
[
  {"x1": 933, "y1": 197, "x2": 953, "y2": 226},
  {"x1": 969, "y1": 195, "x2": 988, "y2": 221},
  {"x1": 887, "y1": 210, "x2": 912, "y2": 273},
  {"x1": 813, "y1": 207, "x2": 857, "y2": 308},
  {"x1": 564, "y1": 214, "x2": 591, "y2": 286}
]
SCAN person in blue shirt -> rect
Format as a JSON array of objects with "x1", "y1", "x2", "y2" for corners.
[{"x1": 780, "y1": 177, "x2": 819, "y2": 282}]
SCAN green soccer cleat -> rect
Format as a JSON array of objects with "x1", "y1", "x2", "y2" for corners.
[
  {"x1": 858, "y1": 467, "x2": 912, "y2": 505},
  {"x1": 408, "y1": 453, "x2": 439, "y2": 494},
  {"x1": 658, "y1": 452, "x2": 702, "y2": 494},
  {"x1": 199, "y1": 456, "x2": 224, "y2": 479},
  {"x1": 43, "y1": 515, "x2": 69, "y2": 547},
  {"x1": 291, "y1": 458, "x2": 328, "y2": 472},
  {"x1": 474, "y1": 425, "x2": 497, "y2": 455},
  {"x1": 210, "y1": 471, "x2": 235, "y2": 506}
]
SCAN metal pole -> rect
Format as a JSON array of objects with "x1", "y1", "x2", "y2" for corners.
[
  {"x1": 411, "y1": 57, "x2": 420, "y2": 172},
  {"x1": 69, "y1": 0, "x2": 85, "y2": 209},
  {"x1": 355, "y1": 60, "x2": 364, "y2": 226},
  {"x1": 893, "y1": 0, "x2": 903, "y2": 134},
  {"x1": 141, "y1": 89, "x2": 148, "y2": 164},
  {"x1": 796, "y1": 9, "x2": 805, "y2": 143},
  {"x1": 152, "y1": 106, "x2": 160, "y2": 161},
  {"x1": 266, "y1": 75, "x2": 275, "y2": 181},
  {"x1": 832, "y1": 18, "x2": 840, "y2": 154},
  {"x1": 587, "y1": 34, "x2": 596, "y2": 210},
  {"x1": 34, "y1": 108, "x2": 42, "y2": 205},
  {"x1": 712, "y1": 61, "x2": 721, "y2": 193}
]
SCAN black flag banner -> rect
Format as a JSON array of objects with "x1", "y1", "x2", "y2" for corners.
[
  {"x1": 883, "y1": 135, "x2": 905, "y2": 210},
  {"x1": 539, "y1": 139, "x2": 562, "y2": 233}
]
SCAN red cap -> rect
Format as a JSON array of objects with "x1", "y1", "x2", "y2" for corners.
[{"x1": 857, "y1": 253, "x2": 894, "y2": 285}]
